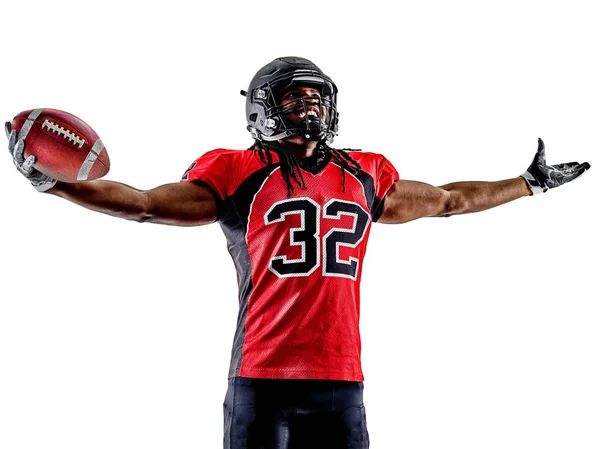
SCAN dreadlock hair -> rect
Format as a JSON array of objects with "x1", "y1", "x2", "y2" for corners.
[{"x1": 248, "y1": 139, "x2": 363, "y2": 196}]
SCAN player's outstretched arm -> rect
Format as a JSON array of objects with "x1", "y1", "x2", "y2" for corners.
[
  {"x1": 46, "y1": 180, "x2": 219, "y2": 226},
  {"x1": 6, "y1": 122, "x2": 218, "y2": 226},
  {"x1": 378, "y1": 177, "x2": 530, "y2": 223},
  {"x1": 378, "y1": 138, "x2": 590, "y2": 224}
]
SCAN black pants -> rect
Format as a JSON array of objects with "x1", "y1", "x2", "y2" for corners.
[{"x1": 223, "y1": 377, "x2": 369, "y2": 449}]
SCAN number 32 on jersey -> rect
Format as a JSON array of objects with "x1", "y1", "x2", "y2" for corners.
[{"x1": 264, "y1": 198, "x2": 370, "y2": 280}]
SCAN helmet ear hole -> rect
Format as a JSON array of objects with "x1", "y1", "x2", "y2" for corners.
[{"x1": 249, "y1": 113, "x2": 258, "y2": 123}]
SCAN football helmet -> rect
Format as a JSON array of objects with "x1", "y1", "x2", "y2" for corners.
[{"x1": 242, "y1": 57, "x2": 339, "y2": 143}]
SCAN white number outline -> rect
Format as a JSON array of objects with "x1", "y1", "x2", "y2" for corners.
[
  {"x1": 322, "y1": 199, "x2": 371, "y2": 280},
  {"x1": 264, "y1": 198, "x2": 321, "y2": 278}
]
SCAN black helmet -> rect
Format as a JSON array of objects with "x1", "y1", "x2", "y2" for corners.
[{"x1": 242, "y1": 57, "x2": 339, "y2": 143}]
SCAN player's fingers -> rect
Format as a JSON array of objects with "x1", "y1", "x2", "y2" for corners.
[
  {"x1": 578, "y1": 162, "x2": 591, "y2": 172},
  {"x1": 563, "y1": 163, "x2": 591, "y2": 183},
  {"x1": 5, "y1": 122, "x2": 11, "y2": 139},
  {"x1": 552, "y1": 162, "x2": 581, "y2": 176},
  {"x1": 22, "y1": 155, "x2": 36, "y2": 174},
  {"x1": 554, "y1": 162, "x2": 579, "y2": 171},
  {"x1": 536, "y1": 138, "x2": 546, "y2": 164},
  {"x1": 8, "y1": 130, "x2": 18, "y2": 155},
  {"x1": 13, "y1": 139, "x2": 25, "y2": 164},
  {"x1": 564, "y1": 162, "x2": 590, "y2": 174}
]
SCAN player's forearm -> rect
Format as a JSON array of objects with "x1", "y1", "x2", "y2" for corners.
[
  {"x1": 46, "y1": 180, "x2": 150, "y2": 222},
  {"x1": 440, "y1": 177, "x2": 531, "y2": 215}
]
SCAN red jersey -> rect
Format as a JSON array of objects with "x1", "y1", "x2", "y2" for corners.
[{"x1": 181, "y1": 148, "x2": 399, "y2": 381}]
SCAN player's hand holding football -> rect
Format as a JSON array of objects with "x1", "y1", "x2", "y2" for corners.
[
  {"x1": 5, "y1": 122, "x2": 56, "y2": 192},
  {"x1": 521, "y1": 138, "x2": 590, "y2": 195}
]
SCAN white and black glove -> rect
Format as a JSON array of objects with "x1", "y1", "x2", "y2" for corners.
[
  {"x1": 521, "y1": 138, "x2": 591, "y2": 195},
  {"x1": 5, "y1": 121, "x2": 57, "y2": 192}
]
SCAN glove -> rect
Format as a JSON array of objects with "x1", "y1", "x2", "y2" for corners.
[
  {"x1": 521, "y1": 138, "x2": 591, "y2": 195},
  {"x1": 5, "y1": 121, "x2": 57, "y2": 192}
]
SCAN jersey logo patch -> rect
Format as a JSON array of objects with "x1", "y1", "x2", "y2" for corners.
[{"x1": 181, "y1": 161, "x2": 197, "y2": 180}]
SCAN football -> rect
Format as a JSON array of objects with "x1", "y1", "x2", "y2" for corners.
[{"x1": 10, "y1": 108, "x2": 110, "y2": 182}]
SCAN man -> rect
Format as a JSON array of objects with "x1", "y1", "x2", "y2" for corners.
[{"x1": 6, "y1": 57, "x2": 590, "y2": 448}]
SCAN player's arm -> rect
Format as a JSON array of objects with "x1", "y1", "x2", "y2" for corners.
[
  {"x1": 6, "y1": 121, "x2": 218, "y2": 226},
  {"x1": 46, "y1": 180, "x2": 218, "y2": 226},
  {"x1": 378, "y1": 177, "x2": 529, "y2": 223},
  {"x1": 378, "y1": 138, "x2": 590, "y2": 224}
]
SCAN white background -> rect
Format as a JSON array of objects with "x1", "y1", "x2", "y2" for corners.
[{"x1": 0, "y1": 1, "x2": 598, "y2": 448}]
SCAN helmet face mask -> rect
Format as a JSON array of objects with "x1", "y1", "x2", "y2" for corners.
[{"x1": 244, "y1": 57, "x2": 339, "y2": 143}]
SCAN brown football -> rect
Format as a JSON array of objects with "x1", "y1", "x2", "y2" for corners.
[{"x1": 11, "y1": 108, "x2": 110, "y2": 182}]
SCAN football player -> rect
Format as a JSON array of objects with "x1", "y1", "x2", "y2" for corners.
[{"x1": 6, "y1": 57, "x2": 590, "y2": 449}]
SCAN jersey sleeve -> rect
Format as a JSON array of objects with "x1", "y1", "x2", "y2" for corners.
[
  {"x1": 180, "y1": 149, "x2": 230, "y2": 200},
  {"x1": 180, "y1": 149, "x2": 231, "y2": 220},
  {"x1": 372, "y1": 155, "x2": 400, "y2": 222}
]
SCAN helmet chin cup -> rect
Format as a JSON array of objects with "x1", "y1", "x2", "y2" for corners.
[{"x1": 298, "y1": 117, "x2": 325, "y2": 141}]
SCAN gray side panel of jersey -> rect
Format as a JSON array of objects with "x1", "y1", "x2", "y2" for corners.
[{"x1": 219, "y1": 164, "x2": 279, "y2": 378}]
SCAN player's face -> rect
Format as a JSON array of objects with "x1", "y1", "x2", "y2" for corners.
[{"x1": 278, "y1": 86, "x2": 328, "y2": 125}]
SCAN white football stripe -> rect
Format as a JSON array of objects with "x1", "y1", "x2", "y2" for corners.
[
  {"x1": 19, "y1": 108, "x2": 44, "y2": 140},
  {"x1": 77, "y1": 138, "x2": 104, "y2": 181}
]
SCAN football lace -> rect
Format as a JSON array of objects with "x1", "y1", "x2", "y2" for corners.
[{"x1": 41, "y1": 119, "x2": 85, "y2": 149}]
